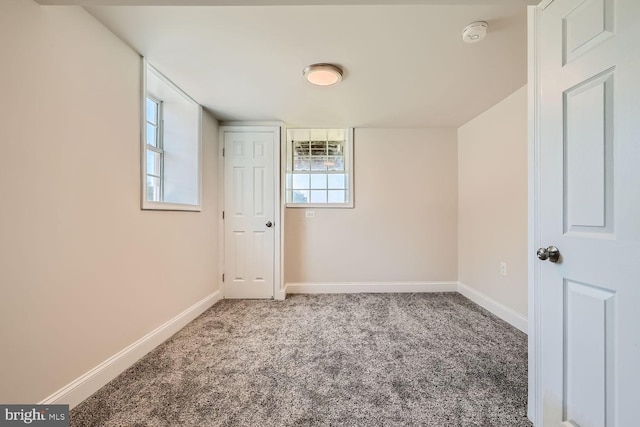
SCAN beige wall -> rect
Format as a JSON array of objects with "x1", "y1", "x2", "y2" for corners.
[
  {"x1": 285, "y1": 128, "x2": 458, "y2": 284},
  {"x1": 458, "y1": 85, "x2": 528, "y2": 316},
  {"x1": 0, "y1": 1, "x2": 219, "y2": 403}
]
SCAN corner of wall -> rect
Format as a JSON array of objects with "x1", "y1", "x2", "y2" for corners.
[{"x1": 456, "y1": 86, "x2": 529, "y2": 324}]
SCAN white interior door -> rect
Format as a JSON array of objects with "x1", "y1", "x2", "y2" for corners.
[
  {"x1": 535, "y1": 0, "x2": 640, "y2": 425},
  {"x1": 223, "y1": 127, "x2": 279, "y2": 299}
]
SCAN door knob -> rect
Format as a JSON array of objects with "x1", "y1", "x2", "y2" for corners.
[
  {"x1": 266, "y1": 221, "x2": 273, "y2": 228},
  {"x1": 537, "y1": 246, "x2": 560, "y2": 263}
]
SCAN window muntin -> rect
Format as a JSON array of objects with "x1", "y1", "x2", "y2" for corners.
[{"x1": 286, "y1": 128, "x2": 353, "y2": 207}]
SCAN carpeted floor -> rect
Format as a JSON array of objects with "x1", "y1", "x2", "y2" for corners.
[{"x1": 70, "y1": 293, "x2": 532, "y2": 426}]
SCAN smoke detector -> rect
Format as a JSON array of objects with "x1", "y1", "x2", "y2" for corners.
[{"x1": 462, "y1": 21, "x2": 488, "y2": 43}]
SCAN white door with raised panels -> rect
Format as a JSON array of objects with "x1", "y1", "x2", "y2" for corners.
[
  {"x1": 223, "y1": 127, "x2": 279, "y2": 299},
  {"x1": 534, "y1": 0, "x2": 640, "y2": 425}
]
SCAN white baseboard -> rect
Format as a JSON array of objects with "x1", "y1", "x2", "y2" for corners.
[
  {"x1": 284, "y1": 281, "x2": 458, "y2": 294},
  {"x1": 457, "y1": 282, "x2": 528, "y2": 333},
  {"x1": 40, "y1": 290, "x2": 223, "y2": 409}
]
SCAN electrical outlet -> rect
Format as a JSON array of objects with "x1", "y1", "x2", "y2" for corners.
[
  {"x1": 500, "y1": 262, "x2": 507, "y2": 276},
  {"x1": 305, "y1": 210, "x2": 315, "y2": 218}
]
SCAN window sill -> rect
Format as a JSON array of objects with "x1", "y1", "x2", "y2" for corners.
[
  {"x1": 285, "y1": 202, "x2": 354, "y2": 209},
  {"x1": 142, "y1": 200, "x2": 202, "y2": 212}
]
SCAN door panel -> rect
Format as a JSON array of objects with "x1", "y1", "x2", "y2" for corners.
[
  {"x1": 563, "y1": 0, "x2": 614, "y2": 64},
  {"x1": 537, "y1": 0, "x2": 640, "y2": 425},
  {"x1": 564, "y1": 280, "x2": 615, "y2": 427},
  {"x1": 224, "y1": 129, "x2": 278, "y2": 299},
  {"x1": 563, "y1": 68, "x2": 614, "y2": 234},
  {"x1": 232, "y1": 231, "x2": 246, "y2": 281},
  {"x1": 253, "y1": 230, "x2": 266, "y2": 281},
  {"x1": 233, "y1": 167, "x2": 245, "y2": 215},
  {"x1": 254, "y1": 167, "x2": 265, "y2": 216}
]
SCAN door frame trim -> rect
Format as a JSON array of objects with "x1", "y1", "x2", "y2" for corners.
[
  {"x1": 219, "y1": 124, "x2": 282, "y2": 299},
  {"x1": 527, "y1": 3, "x2": 544, "y2": 425}
]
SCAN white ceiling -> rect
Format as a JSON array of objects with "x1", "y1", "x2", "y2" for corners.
[{"x1": 80, "y1": 2, "x2": 528, "y2": 128}]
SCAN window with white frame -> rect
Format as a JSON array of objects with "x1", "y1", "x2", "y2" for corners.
[
  {"x1": 285, "y1": 128, "x2": 354, "y2": 207},
  {"x1": 145, "y1": 96, "x2": 163, "y2": 202},
  {"x1": 142, "y1": 61, "x2": 202, "y2": 211}
]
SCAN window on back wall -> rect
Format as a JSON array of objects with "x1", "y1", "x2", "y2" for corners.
[
  {"x1": 285, "y1": 128, "x2": 354, "y2": 207},
  {"x1": 142, "y1": 61, "x2": 202, "y2": 211}
]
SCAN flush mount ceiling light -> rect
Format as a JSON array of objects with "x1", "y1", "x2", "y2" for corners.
[
  {"x1": 303, "y1": 63, "x2": 343, "y2": 87},
  {"x1": 462, "y1": 21, "x2": 488, "y2": 43}
]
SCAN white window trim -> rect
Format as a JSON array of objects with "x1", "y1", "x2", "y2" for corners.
[
  {"x1": 285, "y1": 128, "x2": 354, "y2": 209},
  {"x1": 141, "y1": 59, "x2": 203, "y2": 212}
]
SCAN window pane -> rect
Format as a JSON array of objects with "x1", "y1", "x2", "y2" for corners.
[
  {"x1": 292, "y1": 174, "x2": 309, "y2": 189},
  {"x1": 311, "y1": 157, "x2": 327, "y2": 171},
  {"x1": 310, "y1": 141, "x2": 326, "y2": 155},
  {"x1": 293, "y1": 190, "x2": 309, "y2": 203},
  {"x1": 146, "y1": 175, "x2": 161, "y2": 202},
  {"x1": 327, "y1": 141, "x2": 343, "y2": 155},
  {"x1": 294, "y1": 156, "x2": 310, "y2": 171},
  {"x1": 147, "y1": 150, "x2": 162, "y2": 176},
  {"x1": 328, "y1": 190, "x2": 346, "y2": 203},
  {"x1": 328, "y1": 174, "x2": 345, "y2": 189},
  {"x1": 310, "y1": 174, "x2": 327, "y2": 189},
  {"x1": 293, "y1": 141, "x2": 309, "y2": 156},
  {"x1": 310, "y1": 190, "x2": 327, "y2": 203},
  {"x1": 146, "y1": 98, "x2": 158, "y2": 124},
  {"x1": 146, "y1": 123, "x2": 157, "y2": 147},
  {"x1": 326, "y1": 156, "x2": 344, "y2": 171}
]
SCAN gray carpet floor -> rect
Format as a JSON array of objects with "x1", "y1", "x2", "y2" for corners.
[{"x1": 70, "y1": 293, "x2": 532, "y2": 426}]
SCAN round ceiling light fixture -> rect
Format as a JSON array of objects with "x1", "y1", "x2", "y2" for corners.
[
  {"x1": 462, "y1": 21, "x2": 488, "y2": 43},
  {"x1": 303, "y1": 63, "x2": 343, "y2": 87}
]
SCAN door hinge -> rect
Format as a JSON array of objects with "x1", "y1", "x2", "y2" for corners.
[
  {"x1": 222, "y1": 273, "x2": 225, "y2": 282},
  {"x1": 222, "y1": 211, "x2": 225, "y2": 220},
  {"x1": 222, "y1": 147, "x2": 225, "y2": 157}
]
